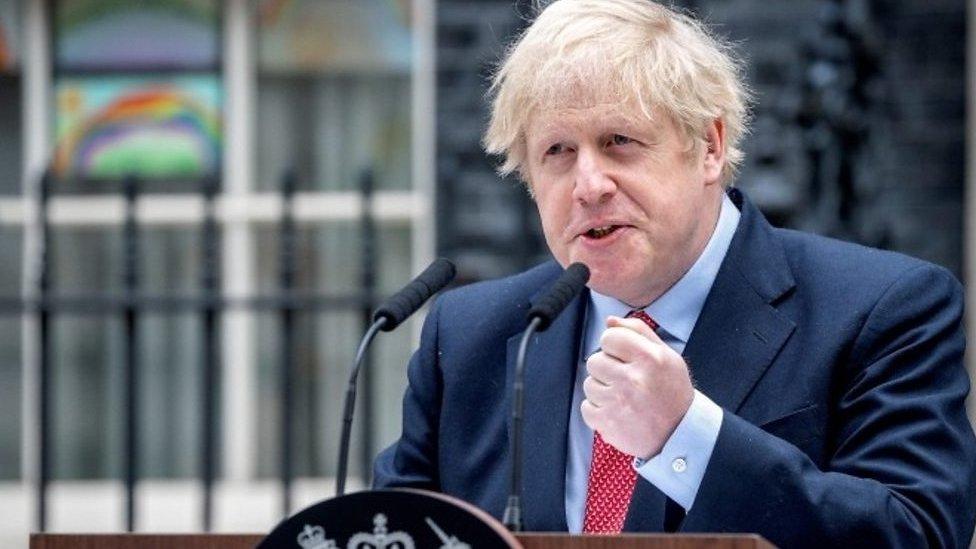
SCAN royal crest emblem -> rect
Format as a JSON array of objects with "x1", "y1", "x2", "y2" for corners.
[
  {"x1": 346, "y1": 513, "x2": 415, "y2": 549},
  {"x1": 424, "y1": 517, "x2": 472, "y2": 549},
  {"x1": 296, "y1": 524, "x2": 337, "y2": 549}
]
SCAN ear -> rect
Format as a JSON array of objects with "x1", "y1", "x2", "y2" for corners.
[{"x1": 702, "y1": 118, "x2": 726, "y2": 186}]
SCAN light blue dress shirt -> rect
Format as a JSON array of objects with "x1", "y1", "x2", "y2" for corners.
[{"x1": 564, "y1": 194, "x2": 741, "y2": 533}]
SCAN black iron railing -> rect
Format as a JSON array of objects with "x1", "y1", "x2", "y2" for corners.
[{"x1": 12, "y1": 167, "x2": 381, "y2": 532}]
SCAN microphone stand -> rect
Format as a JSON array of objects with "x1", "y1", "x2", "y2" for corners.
[
  {"x1": 502, "y1": 315, "x2": 543, "y2": 532},
  {"x1": 336, "y1": 316, "x2": 388, "y2": 497},
  {"x1": 501, "y1": 261, "x2": 589, "y2": 532},
  {"x1": 332, "y1": 257, "x2": 456, "y2": 498}
]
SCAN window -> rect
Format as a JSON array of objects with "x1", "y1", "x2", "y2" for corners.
[
  {"x1": 0, "y1": 0, "x2": 23, "y2": 491},
  {"x1": 0, "y1": 0, "x2": 435, "y2": 538}
]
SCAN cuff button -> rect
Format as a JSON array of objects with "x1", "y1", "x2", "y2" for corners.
[{"x1": 671, "y1": 457, "x2": 687, "y2": 473}]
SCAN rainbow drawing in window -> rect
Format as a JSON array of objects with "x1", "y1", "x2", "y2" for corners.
[{"x1": 54, "y1": 76, "x2": 222, "y2": 180}]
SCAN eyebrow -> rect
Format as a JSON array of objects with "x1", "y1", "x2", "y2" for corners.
[{"x1": 526, "y1": 110, "x2": 659, "y2": 148}]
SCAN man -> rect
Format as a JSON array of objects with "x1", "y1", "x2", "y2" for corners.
[{"x1": 374, "y1": 0, "x2": 976, "y2": 546}]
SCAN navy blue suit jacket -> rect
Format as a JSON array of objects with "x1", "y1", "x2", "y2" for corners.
[{"x1": 374, "y1": 190, "x2": 976, "y2": 547}]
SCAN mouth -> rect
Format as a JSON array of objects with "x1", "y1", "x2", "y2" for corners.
[{"x1": 583, "y1": 225, "x2": 625, "y2": 240}]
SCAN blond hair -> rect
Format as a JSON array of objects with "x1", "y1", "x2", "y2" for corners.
[{"x1": 483, "y1": 0, "x2": 751, "y2": 185}]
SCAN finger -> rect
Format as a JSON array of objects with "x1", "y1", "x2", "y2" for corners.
[
  {"x1": 580, "y1": 399, "x2": 602, "y2": 430},
  {"x1": 583, "y1": 375, "x2": 614, "y2": 407},
  {"x1": 607, "y1": 315, "x2": 665, "y2": 344},
  {"x1": 585, "y1": 350, "x2": 630, "y2": 385},
  {"x1": 583, "y1": 371, "x2": 609, "y2": 388},
  {"x1": 599, "y1": 326, "x2": 664, "y2": 363}
]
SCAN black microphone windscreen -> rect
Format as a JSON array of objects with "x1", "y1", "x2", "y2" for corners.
[
  {"x1": 527, "y1": 263, "x2": 590, "y2": 331},
  {"x1": 373, "y1": 258, "x2": 457, "y2": 331}
]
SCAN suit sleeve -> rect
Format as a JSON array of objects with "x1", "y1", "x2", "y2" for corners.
[
  {"x1": 683, "y1": 264, "x2": 976, "y2": 548},
  {"x1": 372, "y1": 297, "x2": 444, "y2": 490}
]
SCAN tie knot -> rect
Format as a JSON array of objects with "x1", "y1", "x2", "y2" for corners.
[{"x1": 626, "y1": 309, "x2": 659, "y2": 331}]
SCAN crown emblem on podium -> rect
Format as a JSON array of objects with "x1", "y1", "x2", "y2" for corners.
[
  {"x1": 425, "y1": 517, "x2": 471, "y2": 549},
  {"x1": 296, "y1": 524, "x2": 337, "y2": 549},
  {"x1": 346, "y1": 513, "x2": 415, "y2": 549}
]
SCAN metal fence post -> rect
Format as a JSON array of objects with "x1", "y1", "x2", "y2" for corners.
[
  {"x1": 358, "y1": 169, "x2": 377, "y2": 484},
  {"x1": 201, "y1": 175, "x2": 220, "y2": 530},
  {"x1": 279, "y1": 169, "x2": 298, "y2": 518},
  {"x1": 36, "y1": 170, "x2": 52, "y2": 533},
  {"x1": 122, "y1": 175, "x2": 140, "y2": 532}
]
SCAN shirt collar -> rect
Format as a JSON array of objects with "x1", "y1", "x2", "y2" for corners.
[{"x1": 587, "y1": 193, "x2": 741, "y2": 347}]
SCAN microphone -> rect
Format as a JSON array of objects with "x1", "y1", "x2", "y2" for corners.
[
  {"x1": 526, "y1": 262, "x2": 592, "y2": 330},
  {"x1": 503, "y1": 262, "x2": 590, "y2": 531},
  {"x1": 372, "y1": 258, "x2": 457, "y2": 331},
  {"x1": 335, "y1": 258, "x2": 457, "y2": 496}
]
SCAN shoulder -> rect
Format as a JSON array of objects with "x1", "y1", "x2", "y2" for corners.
[
  {"x1": 772, "y1": 227, "x2": 962, "y2": 312},
  {"x1": 730, "y1": 189, "x2": 960, "y2": 300},
  {"x1": 776, "y1": 227, "x2": 956, "y2": 281}
]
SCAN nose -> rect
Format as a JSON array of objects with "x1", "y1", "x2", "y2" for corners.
[{"x1": 572, "y1": 148, "x2": 616, "y2": 205}]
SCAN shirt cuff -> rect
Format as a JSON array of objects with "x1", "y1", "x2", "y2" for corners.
[{"x1": 633, "y1": 390, "x2": 723, "y2": 511}]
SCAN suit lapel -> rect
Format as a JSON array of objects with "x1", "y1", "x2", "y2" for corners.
[
  {"x1": 505, "y1": 284, "x2": 587, "y2": 532},
  {"x1": 684, "y1": 190, "x2": 797, "y2": 414},
  {"x1": 637, "y1": 191, "x2": 797, "y2": 533}
]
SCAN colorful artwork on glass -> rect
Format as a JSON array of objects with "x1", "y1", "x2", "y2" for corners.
[
  {"x1": 257, "y1": 0, "x2": 412, "y2": 73},
  {"x1": 55, "y1": 0, "x2": 219, "y2": 70},
  {"x1": 54, "y1": 76, "x2": 222, "y2": 180},
  {"x1": 0, "y1": 0, "x2": 19, "y2": 73}
]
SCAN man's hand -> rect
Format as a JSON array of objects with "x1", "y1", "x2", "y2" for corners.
[{"x1": 581, "y1": 315, "x2": 695, "y2": 459}]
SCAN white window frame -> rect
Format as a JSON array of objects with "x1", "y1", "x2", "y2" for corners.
[{"x1": 7, "y1": 0, "x2": 435, "y2": 538}]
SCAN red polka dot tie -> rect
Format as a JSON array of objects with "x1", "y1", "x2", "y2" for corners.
[{"x1": 582, "y1": 310, "x2": 659, "y2": 534}]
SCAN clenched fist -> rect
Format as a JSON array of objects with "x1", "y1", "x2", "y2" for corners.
[{"x1": 581, "y1": 315, "x2": 694, "y2": 459}]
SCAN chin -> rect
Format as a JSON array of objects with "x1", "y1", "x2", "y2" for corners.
[
  {"x1": 583, "y1": 265, "x2": 650, "y2": 306},
  {"x1": 584, "y1": 269, "x2": 626, "y2": 299},
  {"x1": 563, "y1": 251, "x2": 643, "y2": 299}
]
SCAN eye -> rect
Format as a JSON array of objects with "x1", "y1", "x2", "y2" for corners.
[
  {"x1": 610, "y1": 134, "x2": 633, "y2": 147},
  {"x1": 545, "y1": 143, "x2": 566, "y2": 156}
]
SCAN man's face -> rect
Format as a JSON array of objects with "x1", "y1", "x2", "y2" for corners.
[{"x1": 524, "y1": 104, "x2": 726, "y2": 307}]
